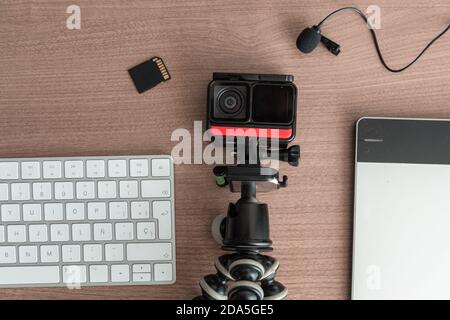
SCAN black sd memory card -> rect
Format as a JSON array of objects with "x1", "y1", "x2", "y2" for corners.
[{"x1": 128, "y1": 57, "x2": 171, "y2": 94}]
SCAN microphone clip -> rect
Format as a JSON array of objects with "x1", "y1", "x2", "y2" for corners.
[{"x1": 320, "y1": 35, "x2": 341, "y2": 56}]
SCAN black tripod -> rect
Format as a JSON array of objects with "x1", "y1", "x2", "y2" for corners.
[{"x1": 195, "y1": 145, "x2": 299, "y2": 300}]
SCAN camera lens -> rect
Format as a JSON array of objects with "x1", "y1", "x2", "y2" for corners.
[{"x1": 218, "y1": 89, "x2": 243, "y2": 114}]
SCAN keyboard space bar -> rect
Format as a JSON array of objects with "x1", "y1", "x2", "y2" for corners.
[{"x1": 0, "y1": 266, "x2": 60, "y2": 285}]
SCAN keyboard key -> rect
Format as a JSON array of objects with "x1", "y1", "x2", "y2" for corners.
[
  {"x1": 43, "y1": 161, "x2": 62, "y2": 179},
  {"x1": 23, "y1": 203, "x2": 42, "y2": 221},
  {"x1": 86, "y1": 160, "x2": 105, "y2": 178},
  {"x1": 154, "y1": 263, "x2": 173, "y2": 282},
  {"x1": 76, "y1": 181, "x2": 95, "y2": 199},
  {"x1": 0, "y1": 184, "x2": 8, "y2": 201},
  {"x1": 109, "y1": 202, "x2": 128, "y2": 220},
  {"x1": 0, "y1": 227, "x2": 4, "y2": 243},
  {"x1": 8, "y1": 225, "x2": 26, "y2": 243},
  {"x1": 66, "y1": 203, "x2": 85, "y2": 220},
  {"x1": 29, "y1": 225, "x2": 48, "y2": 242},
  {"x1": 21, "y1": 162, "x2": 40, "y2": 179},
  {"x1": 115, "y1": 223, "x2": 133, "y2": 240},
  {"x1": 131, "y1": 201, "x2": 149, "y2": 219},
  {"x1": 141, "y1": 180, "x2": 171, "y2": 198},
  {"x1": 111, "y1": 264, "x2": 129, "y2": 282},
  {"x1": 87, "y1": 202, "x2": 106, "y2": 220},
  {"x1": 94, "y1": 223, "x2": 112, "y2": 241},
  {"x1": 119, "y1": 180, "x2": 138, "y2": 198},
  {"x1": 63, "y1": 265, "x2": 87, "y2": 284},
  {"x1": 1, "y1": 204, "x2": 20, "y2": 222},
  {"x1": 44, "y1": 203, "x2": 63, "y2": 221},
  {"x1": 133, "y1": 273, "x2": 151, "y2": 282},
  {"x1": 54, "y1": 182, "x2": 74, "y2": 200},
  {"x1": 136, "y1": 222, "x2": 155, "y2": 240},
  {"x1": 108, "y1": 160, "x2": 127, "y2": 178},
  {"x1": 130, "y1": 159, "x2": 148, "y2": 177},
  {"x1": 19, "y1": 246, "x2": 38, "y2": 263},
  {"x1": 83, "y1": 244, "x2": 102, "y2": 262},
  {"x1": 127, "y1": 243, "x2": 172, "y2": 261},
  {"x1": 0, "y1": 246, "x2": 16, "y2": 263},
  {"x1": 98, "y1": 181, "x2": 117, "y2": 199},
  {"x1": 0, "y1": 162, "x2": 19, "y2": 180},
  {"x1": 89, "y1": 265, "x2": 108, "y2": 283},
  {"x1": 11, "y1": 183, "x2": 30, "y2": 201},
  {"x1": 105, "y1": 243, "x2": 124, "y2": 261},
  {"x1": 50, "y1": 224, "x2": 70, "y2": 242},
  {"x1": 33, "y1": 182, "x2": 52, "y2": 200},
  {"x1": 65, "y1": 161, "x2": 84, "y2": 178},
  {"x1": 152, "y1": 159, "x2": 171, "y2": 177},
  {"x1": 153, "y1": 201, "x2": 172, "y2": 239},
  {"x1": 72, "y1": 224, "x2": 91, "y2": 241},
  {"x1": 40, "y1": 245, "x2": 60, "y2": 263},
  {"x1": 0, "y1": 266, "x2": 60, "y2": 284},
  {"x1": 133, "y1": 264, "x2": 151, "y2": 273},
  {"x1": 62, "y1": 245, "x2": 81, "y2": 262}
]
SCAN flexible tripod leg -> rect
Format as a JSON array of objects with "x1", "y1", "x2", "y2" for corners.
[{"x1": 195, "y1": 253, "x2": 288, "y2": 300}]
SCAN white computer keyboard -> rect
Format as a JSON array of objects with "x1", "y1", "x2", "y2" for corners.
[{"x1": 0, "y1": 155, "x2": 175, "y2": 288}]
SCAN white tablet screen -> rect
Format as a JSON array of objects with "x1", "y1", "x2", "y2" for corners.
[{"x1": 352, "y1": 118, "x2": 450, "y2": 299}]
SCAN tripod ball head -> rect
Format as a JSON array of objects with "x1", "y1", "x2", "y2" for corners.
[{"x1": 222, "y1": 181, "x2": 272, "y2": 252}]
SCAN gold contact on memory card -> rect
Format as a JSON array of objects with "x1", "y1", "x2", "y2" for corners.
[{"x1": 152, "y1": 57, "x2": 170, "y2": 81}]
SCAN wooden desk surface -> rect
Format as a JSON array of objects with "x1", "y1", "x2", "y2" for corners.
[{"x1": 0, "y1": 0, "x2": 449, "y2": 299}]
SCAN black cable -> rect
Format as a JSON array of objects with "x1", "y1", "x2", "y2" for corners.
[{"x1": 317, "y1": 6, "x2": 450, "y2": 73}]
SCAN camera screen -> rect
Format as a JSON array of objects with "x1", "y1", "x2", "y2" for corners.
[{"x1": 252, "y1": 84, "x2": 294, "y2": 124}]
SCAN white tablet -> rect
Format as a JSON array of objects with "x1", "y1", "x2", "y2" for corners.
[{"x1": 352, "y1": 117, "x2": 450, "y2": 299}]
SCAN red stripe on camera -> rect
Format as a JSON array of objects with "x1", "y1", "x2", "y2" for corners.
[{"x1": 210, "y1": 126, "x2": 293, "y2": 139}]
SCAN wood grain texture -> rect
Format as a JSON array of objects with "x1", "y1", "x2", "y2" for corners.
[{"x1": 0, "y1": 0, "x2": 449, "y2": 299}]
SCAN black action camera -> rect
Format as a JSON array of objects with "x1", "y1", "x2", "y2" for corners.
[{"x1": 207, "y1": 73, "x2": 298, "y2": 146}]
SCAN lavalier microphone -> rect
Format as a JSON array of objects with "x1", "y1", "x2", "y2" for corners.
[
  {"x1": 296, "y1": 25, "x2": 341, "y2": 56},
  {"x1": 296, "y1": 7, "x2": 450, "y2": 73}
]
